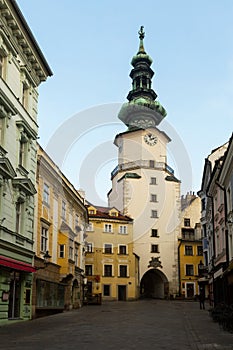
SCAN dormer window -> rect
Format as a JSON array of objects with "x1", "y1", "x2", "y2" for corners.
[{"x1": 109, "y1": 209, "x2": 118, "y2": 217}]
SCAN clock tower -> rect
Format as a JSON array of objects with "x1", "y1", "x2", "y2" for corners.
[{"x1": 108, "y1": 27, "x2": 181, "y2": 298}]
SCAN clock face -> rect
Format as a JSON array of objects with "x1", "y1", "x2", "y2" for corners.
[{"x1": 144, "y1": 133, "x2": 157, "y2": 146}]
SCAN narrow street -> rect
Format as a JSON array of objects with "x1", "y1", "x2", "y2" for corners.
[{"x1": 0, "y1": 300, "x2": 232, "y2": 350}]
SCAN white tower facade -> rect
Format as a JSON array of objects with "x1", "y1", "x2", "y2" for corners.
[{"x1": 108, "y1": 27, "x2": 181, "y2": 298}]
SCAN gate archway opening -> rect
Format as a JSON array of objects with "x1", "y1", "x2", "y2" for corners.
[{"x1": 140, "y1": 268, "x2": 169, "y2": 299}]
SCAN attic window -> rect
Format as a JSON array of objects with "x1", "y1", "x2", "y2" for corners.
[{"x1": 89, "y1": 210, "x2": 95, "y2": 214}]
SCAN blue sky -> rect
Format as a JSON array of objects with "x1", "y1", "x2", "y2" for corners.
[{"x1": 17, "y1": 0, "x2": 233, "y2": 204}]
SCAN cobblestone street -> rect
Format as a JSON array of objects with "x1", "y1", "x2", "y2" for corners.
[{"x1": 0, "y1": 300, "x2": 233, "y2": 350}]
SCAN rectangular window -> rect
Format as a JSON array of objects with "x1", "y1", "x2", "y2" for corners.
[
  {"x1": 151, "y1": 244, "x2": 159, "y2": 253},
  {"x1": 62, "y1": 200, "x2": 66, "y2": 219},
  {"x1": 119, "y1": 265, "x2": 127, "y2": 277},
  {"x1": 41, "y1": 227, "x2": 48, "y2": 252},
  {"x1": 150, "y1": 177, "x2": 157, "y2": 185},
  {"x1": 69, "y1": 238, "x2": 74, "y2": 260},
  {"x1": 151, "y1": 194, "x2": 157, "y2": 202},
  {"x1": 119, "y1": 245, "x2": 127, "y2": 255},
  {"x1": 15, "y1": 202, "x2": 22, "y2": 233},
  {"x1": 186, "y1": 264, "x2": 194, "y2": 276},
  {"x1": 151, "y1": 210, "x2": 158, "y2": 218},
  {"x1": 22, "y1": 84, "x2": 29, "y2": 109},
  {"x1": 59, "y1": 244, "x2": 65, "y2": 258},
  {"x1": 43, "y1": 183, "x2": 50, "y2": 204},
  {"x1": 85, "y1": 265, "x2": 93, "y2": 276},
  {"x1": 201, "y1": 198, "x2": 206, "y2": 211},
  {"x1": 119, "y1": 225, "x2": 127, "y2": 234},
  {"x1": 149, "y1": 160, "x2": 155, "y2": 168},
  {"x1": 185, "y1": 245, "x2": 193, "y2": 256},
  {"x1": 103, "y1": 285, "x2": 110, "y2": 296},
  {"x1": 104, "y1": 265, "x2": 112, "y2": 277},
  {"x1": 104, "y1": 244, "x2": 112, "y2": 254},
  {"x1": 184, "y1": 218, "x2": 190, "y2": 227},
  {"x1": 151, "y1": 229, "x2": 158, "y2": 237},
  {"x1": 19, "y1": 140, "x2": 27, "y2": 168},
  {"x1": 86, "y1": 242, "x2": 93, "y2": 253},
  {"x1": 0, "y1": 54, "x2": 5, "y2": 79},
  {"x1": 75, "y1": 247, "x2": 78, "y2": 265},
  {"x1": 89, "y1": 210, "x2": 95, "y2": 214},
  {"x1": 104, "y1": 224, "x2": 112, "y2": 232},
  {"x1": 86, "y1": 223, "x2": 93, "y2": 231},
  {"x1": 197, "y1": 246, "x2": 203, "y2": 256}
]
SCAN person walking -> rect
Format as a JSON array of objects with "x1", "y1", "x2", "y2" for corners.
[{"x1": 199, "y1": 289, "x2": 205, "y2": 310}]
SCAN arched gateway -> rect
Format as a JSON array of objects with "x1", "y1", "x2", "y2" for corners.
[{"x1": 140, "y1": 269, "x2": 169, "y2": 299}]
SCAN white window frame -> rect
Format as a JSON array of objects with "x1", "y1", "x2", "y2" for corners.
[
  {"x1": 118, "y1": 244, "x2": 127, "y2": 255},
  {"x1": 119, "y1": 264, "x2": 128, "y2": 277},
  {"x1": 62, "y1": 200, "x2": 66, "y2": 219},
  {"x1": 69, "y1": 238, "x2": 74, "y2": 260},
  {"x1": 85, "y1": 264, "x2": 93, "y2": 276},
  {"x1": 119, "y1": 225, "x2": 127, "y2": 234},
  {"x1": 86, "y1": 222, "x2": 93, "y2": 231},
  {"x1": 86, "y1": 242, "x2": 93, "y2": 253},
  {"x1": 103, "y1": 264, "x2": 113, "y2": 277},
  {"x1": 104, "y1": 224, "x2": 113, "y2": 233},
  {"x1": 41, "y1": 226, "x2": 48, "y2": 253},
  {"x1": 43, "y1": 183, "x2": 50, "y2": 204},
  {"x1": 104, "y1": 243, "x2": 113, "y2": 254},
  {"x1": 59, "y1": 244, "x2": 65, "y2": 258}
]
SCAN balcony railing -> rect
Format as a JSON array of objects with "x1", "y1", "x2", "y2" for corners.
[{"x1": 111, "y1": 160, "x2": 174, "y2": 179}]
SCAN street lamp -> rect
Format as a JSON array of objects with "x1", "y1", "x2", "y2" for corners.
[{"x1": 36, "y1": 250, "x2": 51, "y2": 270}]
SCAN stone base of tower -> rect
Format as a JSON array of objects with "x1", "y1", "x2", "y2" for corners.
[{"x1": 140, "y1": 268, "x2": 179, "y2": 299}]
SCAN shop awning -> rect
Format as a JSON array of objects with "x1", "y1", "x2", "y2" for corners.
[{"x1": 0, "y1": 255, "x2": 36, "y2": 272}]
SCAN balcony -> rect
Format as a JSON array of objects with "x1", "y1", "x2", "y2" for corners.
[{"x1": 111, "y1": 160, "x2": 174, "y2": 179}]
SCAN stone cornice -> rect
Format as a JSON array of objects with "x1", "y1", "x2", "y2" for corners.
[{"x1": 0, "y1": 0, "x2": 52, "y2": 84}]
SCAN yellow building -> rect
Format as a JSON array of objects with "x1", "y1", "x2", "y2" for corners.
[
  {"x1": 85, "y1": 205, "x2": 140, "y2": 302},
  {"x1": 178, "y1": 193, "x2": 203, "y2": 298},
  {"x1": 33, "y1": 145, "x2": 88, "y2": 317}
]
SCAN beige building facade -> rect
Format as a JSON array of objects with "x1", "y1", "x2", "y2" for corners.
[
  {"x1": 85, "y1": 205, "x2": 140, "y2": 301},
  {"x1": 33, "y1": 145, "x2": 88, "y2": 317}
]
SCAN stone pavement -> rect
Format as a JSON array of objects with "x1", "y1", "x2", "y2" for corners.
[{"x1": 0, "y1": 300, "x2": 233, "y2": 350}]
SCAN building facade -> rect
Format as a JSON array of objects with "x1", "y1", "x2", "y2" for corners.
[
  {"x1": 85, "y1": 205, "x2": 140, "y2": 302},
  {"x1": 32, "y1": 145, "x2": 88, "y2": 318},
  {"x1": 108, "y1": 27, "x2": 181, "y2": 298},
  {"x1": 178, "y1": 193, "x2": 203, "y2": 299},
  {"x1": 218, "y1": 133, "x2": 233, "y2": 304},
  {"x1": 0, "y1": 0, "x2": 51, "y2": 324},
  {"x1": 198, "y1": 140, "x2": 230, "y2": 305}
]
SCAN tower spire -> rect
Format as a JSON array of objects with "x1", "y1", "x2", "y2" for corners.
[
  {"x1": 118, "y1": 27, "x2": 167, "y2": 130},
  {"x1": 138, "y1": 26, "x2": 146, "y2": 54}
]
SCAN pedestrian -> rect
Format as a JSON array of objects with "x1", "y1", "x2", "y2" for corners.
[{"x1": 199, "y1": 289, "x2": 205, "y2": 310}]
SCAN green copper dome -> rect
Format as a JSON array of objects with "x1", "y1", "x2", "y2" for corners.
[{"x1": 118, "y1": 26, "x2": 167, "y2": 130}]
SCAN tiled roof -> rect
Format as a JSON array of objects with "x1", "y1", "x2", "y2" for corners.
[{"x1": 88, "y1": 205, "x2": 133, "y2": 222}]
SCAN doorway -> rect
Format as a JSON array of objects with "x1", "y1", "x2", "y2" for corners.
[
  {"x1": 118, "y1": 285, "x2": 126, "y2": 301},
  {"x1": 186, "y1": 283, "x2": 194, "y2": 298},
  {"x1": 8, "y1": 272, "x2": 21, "y2": 319}
]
